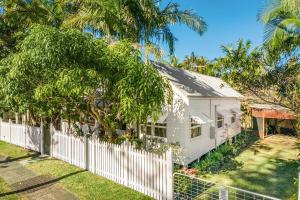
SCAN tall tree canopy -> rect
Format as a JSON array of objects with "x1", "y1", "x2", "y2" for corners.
[
  {"x1": 0, "y1": 0, "x2": 207, "y2": 62},
  {"x1": 215, "y1": 39, "x2": 300, "y2": 131},
  {"x1": 0, "y1": 25, "x2": 172, "y2": 135},
  {"x1": 258, "y1": 0, "x2": 300, "y2": 48}
]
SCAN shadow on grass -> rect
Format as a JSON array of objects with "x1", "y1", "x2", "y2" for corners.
[
  {"x1": 0, "y1": 152, "x2": 40, "y2": 164},
  {"x1": 227, "y1": 158, "x2": 299, "y2": 199},
  {"x1": 0, "y1": 170, "x2": 86, "y2": 197}
]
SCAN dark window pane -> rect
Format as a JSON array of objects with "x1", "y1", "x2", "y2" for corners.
[
  {"x1": 217, "y1": 120, "x2": 223, "y2": 128},
  {"x1": 191, "y1": 126, "x2": 201, "y2": 138},
  {"x1": 154, "y1": 127, "x2": 167, "y2": 137}
]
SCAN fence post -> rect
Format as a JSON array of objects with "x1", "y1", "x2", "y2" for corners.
[
  {"x1": 49, "y1": 122, "x2": 53, "y2": 157},
  {"x1": 9, "y1": 119, "x2": 12, "y2": 143},
  {"x1": 40, "y1": 119, "x2": 44, "y2": 155},
  {"x1": 166, "y1": 148, "x2": 173, "y2": 200},
  {"x1": 124, "y1": 143, "x2": 129, "y2": 187},
  {"x1": 298, "y1": 172, "x2": 300, "y2": 200},
  {"x1": 15, "y1": 113, "x2": 19, "y2": 124},
  {"x1": 25, "y1": 110, "x2": 29, "y2": 149},
  {"x1": 0, "y1": 117, "x2": 2, "y2": 140},
  {"x1": 219, "y1": 186, "x2": 228, "y2": 200},
  {"x1": 84, "y1": 132, "x2": 89, "y2": 170}
]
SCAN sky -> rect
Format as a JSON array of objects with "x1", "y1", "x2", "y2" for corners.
[{"x1": 161, "y1": 0, "x2": 266, "y2": 61}]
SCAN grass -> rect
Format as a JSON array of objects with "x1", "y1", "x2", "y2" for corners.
[
  {"x1": 0, "y1": 141, "x2": 34, "y2": 200},
  {"x1": 0, "y1": 140, "x2": 36, "y2": 159},
  {"x1": 0, "y1": 141, "x2": 150, "y2": 200},
  {"x1": 0, "y1": 177, "x2": 19, "y2": 200},
  {"x1": 199, "y1": 134, "x2": 299, "y2": 200},
  {"x1": 26, "y1": 158, "x2": 151, "y2": 200}
]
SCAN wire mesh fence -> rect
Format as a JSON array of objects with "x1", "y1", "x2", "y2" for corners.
[{"x1": 173, "y1": 173, "x2": 281, "y2": 200}]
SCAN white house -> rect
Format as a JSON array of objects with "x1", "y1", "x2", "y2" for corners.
[{"x1": 140, "y1": 62, "x2": 243, "y2": 165}]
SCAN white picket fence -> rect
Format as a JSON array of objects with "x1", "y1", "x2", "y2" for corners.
[
  {"x1": 0, "y1": 120, "x2": 42, "y2": 152},
  {"x1": 51, "y1": 130, "x2": 173, "y2": 200},
  {"x1": 0, "y1": 121, "x2": 173, "y2": 200}
]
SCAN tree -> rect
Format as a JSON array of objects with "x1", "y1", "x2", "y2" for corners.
[
  {"x1": 0, "y1": 0, "x2": 72, "y2": 59},
  {"x1": 0, "y1": 25, "x2": 172, "y2": 137},
  {"x1": 168, "y1": 55, "x2": 181, "y2": 67},
  {"x1": 62, "y1": 0, "x2": 143, "y2": 39},
  {"x1": 258, "y1": 0, "x2": 300, "y2": 134},
  {"x1": 258, "y1": 0, "x2": 300, "y2": 44},
  {"x1": 63, "y1": 0, "x2": 207, "y2": 63},
  {"x1": 215, "y1": 39, "x2": 300, "y2": 132},
  {"x1": 143, "y1": 1, "x2": 206, "y2": 62},
  {"x1": 177, "y1": 52, "x2": 214, "y2": 75}
]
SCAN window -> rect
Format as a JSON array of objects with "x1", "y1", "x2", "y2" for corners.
[
  {"x1": 217, "y1": 114, "x2": 224, "y2": 128},
  {"x1": 141, "y1": 123, "x2": 167, "y2": 137},
  {"x1": 154, "y1": 123, "x2": 167, "y2": 138},
  {"x1": 141, "y1": 123, "x2": 152, "y2": 135},
  {"x1": 231, "y1": 112, "x2": 236, "y2": 123},
  {"x1": 191, "y1": 126, "x2": 201, "y2": 138},
  {"x1": 191, "y1": 119, "x2": 201, "y2": 138}
]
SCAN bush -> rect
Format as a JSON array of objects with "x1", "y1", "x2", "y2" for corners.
[{"x1": 192, "y1": 135, "x2": 251, "y2": 174}]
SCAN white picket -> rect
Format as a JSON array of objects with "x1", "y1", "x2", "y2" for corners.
[{"x1": 0, "y1": 122, "x2": 173, "y2": 200}]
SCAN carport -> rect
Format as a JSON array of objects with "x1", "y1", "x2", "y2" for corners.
[{"x1": 250, "y1": 104, "x2": 296, "y2": 139}]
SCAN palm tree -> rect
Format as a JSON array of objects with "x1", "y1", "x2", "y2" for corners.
[
  {"x1": 258, "y1": 0, "x2": 300, "y2": 42},
  {"x1": 0, "y1": 0, "x2": 69, "y2": 58},
  {"x1": 62, "y1": 0, "x2": 144, "y2": 39},
  {"x1": 140, "y1": 1, "x2": 207, "y2": 63},
  {"x1": 64, "y1": 0, "x2": 207, "y2": 63},
  {"x1": 168, "y1": 54, "x2": 180, "y2": 67},
  {"x1": 1, "y1": 0, "x2": 67, "y2": 29}
]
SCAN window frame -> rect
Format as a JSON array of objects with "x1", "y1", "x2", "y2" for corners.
[
  {"x1": 141, "y1": 122, "x2": 167, "y2": 138},
  {"x1": 191, "y1": 118, "x2": 202, "y2": 138},
  {"x1": 217, "y1": 114, "x2": 224, "y2": 128},
  {"x1": 191, "y1": 124, "x2": 202, "y2": 138},
  {"x1": 154, "y1": 123, "x2": 167, "y2": 138},
  {"x1": 141, "y1": 122, "x2": 152, "y2": 135},
  {"x1": 231, "y1": 112, "x2": 237, "y2": 124}
]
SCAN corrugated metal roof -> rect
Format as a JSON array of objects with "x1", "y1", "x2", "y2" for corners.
[
  {"x1": 250, "y1": 103, "x2": 291, "y2": 111},
  {"x1": 153, "y1": 62, "x2": 243, "y2": 98}
]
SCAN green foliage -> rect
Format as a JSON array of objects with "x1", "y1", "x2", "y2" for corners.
[
  {"x1": 0, "y1": 0, "x2": 207, "y2": 64},
  {"x1": 258, "y1": 0, "x2": 300, "y2": 43},
  {"x1": 114, "y1": 133, "x2": 143, "y2": 149},
  {"x1": 139, "y1": 1, "x2": 207, "y2": 62},
  {"x1": 215, "y1": 38, "x2": 300, "y2": 135},
  {"x1": 167, "y1": 53, "x2": 215, "y2": 76},
  {"x1": 192, "y1": 133, "x2": 257, "y2": 174},
  {"x1": 0, "y1": 25, "x2": 172, "y2": 135},
  {"x1": 215, "y1": 39, "x2": 265, "y2": 91}
]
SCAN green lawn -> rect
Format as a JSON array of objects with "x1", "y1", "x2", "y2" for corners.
[
  {"x1": 0, "y1": 140, "x2": 36, "y2": 159},
  {"x1": 0, "y1": 141, "x2": 150, "y2": 200},
  {"x1": 199, "y1": 134, "x2": 299, "y2": 200},
  {"x1": 26, "y1": 158, "x2": 151, "y2": 200},
  {"x1": 0, "y1": 177, "x2": 19, "y2": 200},
  {"x1": 0, "y1": 141, "x2": 33, "y2": 200}
]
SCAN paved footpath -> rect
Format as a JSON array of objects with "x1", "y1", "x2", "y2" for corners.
[{"x1": 0, "y1": 156, "x2": 78, "y2": 200}]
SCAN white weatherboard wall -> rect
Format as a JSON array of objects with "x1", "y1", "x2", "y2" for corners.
[
  {"x1": 166, "y1": 91, "x2": 190, "y2": 149},
  {"x1": 163, "y1": 96, "x2": 241, "y2": 165},
  {"x1": 0, "y1": 121, "x2": 173, "y2": 200},
  {"x1": 186, "y1": 98, "x2": 241, "y2": 164}
]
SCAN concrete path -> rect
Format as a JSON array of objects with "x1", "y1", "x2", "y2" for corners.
[{"x1": 0, "y1": 156, "x2": 78, "y2": 200}]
